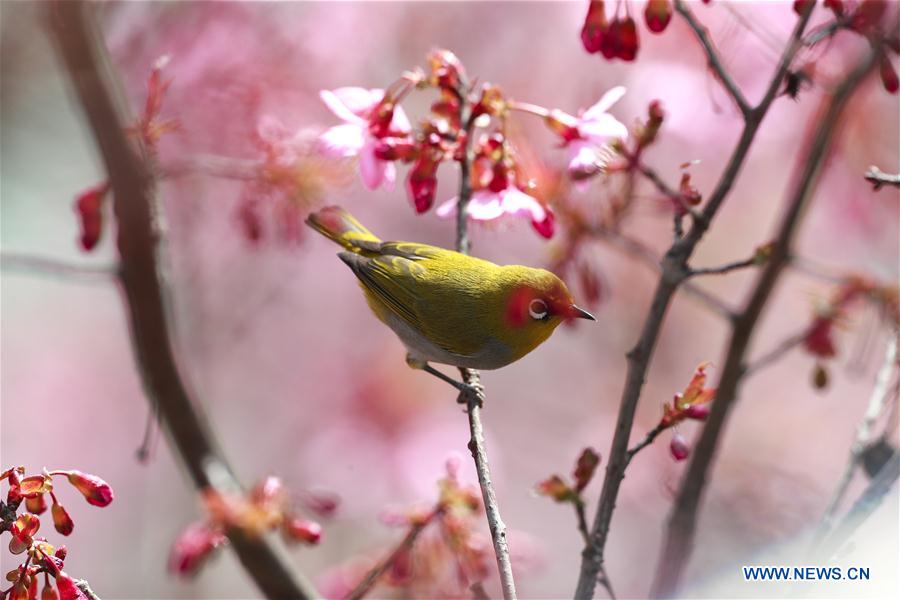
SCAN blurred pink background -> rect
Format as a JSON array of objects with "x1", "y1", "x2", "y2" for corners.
[{"x1": 2, "y1": 1, "x2": 898, "y2": 598}]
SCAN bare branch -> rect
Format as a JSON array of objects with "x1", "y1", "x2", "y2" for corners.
[
  {"x1": 455, "y1": 96, "x2": 517, "y2": 600},
  {"x1": 651, "y1": 47, "x2": 878, "y2": 599},
  {"x1": 1, "y1": 252, "x2": 118, "y2": 283},
  {"x1": 864, "y1": 166, "x2": 900, "y2": 191},
  {"x1": 46, "y1": 3, "x2": 318, "y2": 597},
  {"x1": 689, "y1": 256, "x2": 757, "y2": 277},
  {"x1": 744, "y1": 328, "x2": 808, "y2": 376},
  {"x1": 674, "y1": 0, "x2": 752, "y2": 117},
  {"x1": 815, "y1": 335, "x2": 898, "y2": 541},
  {"x1": 346, "y1": 508, "x2": 441, "y2": 600}
]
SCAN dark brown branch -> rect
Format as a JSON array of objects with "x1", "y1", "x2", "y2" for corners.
[
  {"x1": 455, "y1": 95, "x2": 517, "y2": 600},
  {"x1": 674, "y1": 0, "x2": 751, "y2": 117},
  {"x1": 864, "y1": 166, "x2": 900, "y2": 190},
  {"x1": 345, "y1": 508, "x2": 441, "y2": 600},
  {"x1": 626, "y1": 423, "x2": 667, "y2": 463},
  {"x1": 689, "y1": 256, "x2": 757, "y2": 277},
  {"x1": 650, "y1": 47, "x2": 877, "y2": 599},
  {"x1": 1, "y1": 252, "x2": 119, "y2": 283},
  {"x1": 46, "y1": 3, "x2": 317, "y2": 597},
  {"x1": 574, "y1": 8, "x2": 815, "y2": 598}
]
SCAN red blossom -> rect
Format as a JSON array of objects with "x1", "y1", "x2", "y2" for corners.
[
  {"x1": 73, "y1": 183, "x2": 110, "y2": 252},
  {"x1": 407, "y1": 154, "x2": 440, "y2": 213},
  {"x1": 25, "y1": 494, "x2": 47, "y2": 516},
  {"x1": 64, "y1": 472, "x2": 113, "y2": 508},
  {"x1": 427, "y1": 48, "x2": 466, "y2": 90},
  {"x1": 804, "y1": 316, "x2": 837, "y2": 358},
  {"x1": 128, "y1": 55, "x2": 180, "y2": 150},
  {"x1": 54, "y1": 573, "x2": 87, "y2": 600},
  {"x1": 51, "y1": 502, "x2": 74, "y2": 537},
  {"x1": 661, "y1": 363, "x2": 716, "y2": 428},
  {"x1": 573, "y1": 447, "x2": 601, "y2": 493},
  {"x1": 879, "y1": 52, "x2": 898, "y2": 94},
  {"x1": 793, "y1": 0, "x2": 815, "y2": 16}
]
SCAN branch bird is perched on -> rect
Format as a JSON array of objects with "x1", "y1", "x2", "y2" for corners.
[{"x1": 306, "y1": 206, "x2": 595, "y2": 395}]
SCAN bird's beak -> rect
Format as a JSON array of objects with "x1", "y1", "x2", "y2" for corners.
[{"x1": 569, "y1": 304, "x2": 597, "y2": 321}]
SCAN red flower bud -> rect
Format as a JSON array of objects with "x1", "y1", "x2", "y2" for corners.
[
  {"x1": 793, "y1": 0, "x2": 815, "y2": 16},
  {"x1": 282, "y1": 517, "x2": 322, "y2": 544},
  {"x1": 427, "y1": 48, "x2": 466, "y2": 90},
  {"x1": 10, "y1": 580, "x2": 29, "y2": 600},
  {"x1": 879, "y1": 52, "x2": 899, "y2": 94},
  {"x1": 670, "y1": 433, "x2": 690, "y2": 461},
  {"x1": 55, "y1": 546, "x2": 68, "y2": 561},
  {"x1": 249, "y1": 476, "x2": 285, "y2": 509},
  {"x1": 373, "y1": 137, "x2": 418, "y2": 162},
  {"x1": 851, "y1": 0, "x2": 887, "y2": 33},
  {"x1": 54, "y1": 573, "x2": 87, "y2": 600},
  {"x1": 65, "y1": 471, "x2": 113, "y2": 507},
  {"x1": 804, "y1": 316, "x2": 836, "y2": 358},
  {"x1": 169, "y1": 523, "x2": 227, "y2": 576},
  {"x1": 684, "y1": 404, "x2": 710, "y2": 421},
  {"x1": 615, "y1": 17, "x2": 640, "y2": 61},
  {"x1": 406, "y1": 155, "x2": 440, "y2": 213},
  {"x1": 20, "y1": 475, "x2": 52, "y2": 499},
  {"x1": 7, "y1": 470, "x2": 23, "y2": 505},
  {"x1": 535, "y1": 475, "x2": 576, "y2": 503},
  {"x1": 531, "y1": 207, "x2": 555, "y2": 239},
  {"x1": 52, "y1": 503, "x2": 74, "y2": 536},
  {"x1": 42, "y1": 584, "x2": 60, "y2": 600},
  {"x1": 301, "y1": 490, "x2": 340, "y2": 517},
  {"x1": 73, "y1": 183, "x2": 109, "y2": 252},
  {"x1": 581, "y1": 1, "x2": 608, "y2": 54},
  {"x1": 368, "y1": 100, "x2": 397, "y2": 138},
  {"x1": 26, "y1": 494, "x2": 47, "y2": 515},
  {"x1": 544, "y1": 110, "x2": 582, "y2": 143},
  {"x1": 645, "y1": 0, "x2": 672, "y2": 33}
]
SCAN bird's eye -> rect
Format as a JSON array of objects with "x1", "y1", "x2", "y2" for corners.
[{"x1": 528, "y1": 299, "x2": 549, "y2": 321}]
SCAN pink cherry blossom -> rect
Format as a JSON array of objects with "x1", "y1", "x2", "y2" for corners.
[
  {"x1": 567, "y1": 86, "x2": 628, "y2": 174},
  {"x1": 435, "y1": 187, "x2": 554, "y2": 239},
  {"x1": 319, "y1": 87, "x2": 411, "y2": 191}
]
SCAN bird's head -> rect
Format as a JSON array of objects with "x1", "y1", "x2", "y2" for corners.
[{"x1": 493, "y1": 266, "x2": 595, "y2": 363}]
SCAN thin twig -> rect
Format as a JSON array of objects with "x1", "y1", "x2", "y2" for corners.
[
  {"x1": 650, "y1": 46, "x2": 877, "y2": 599},
  {"x1": 455, "y1": 91, "x2": 517, "y2": 600},
  {"x1": 864, "y1": 166, "x2": 900, "y2": 191},
  {"x1": 574, "y1": 6, "x2": 816, "y2": 598},
  {"x1": 813, "y1": 335, "x2": 898, "y2": 543},
  {"x1": 626, "y1": 423, "x2": 667, "y2": 463},
  {"x1": 689, "y1": 256, "x2": 757, "y2": 277},
  {"x1": 744, "y1": 328, "x2": 809, "y2": 376},
  {"x1": 636, "y1": 163, "x2": 704, "y2": 225},
  {"x1": 674, "y1": 0, "x2": 751, "y2": 117},
  {"x1": 46, "y1": 3, "x2": 318, "y2": 597},
  {"x1": 74, "y1": 579, "x2": 101, "y2": 600},
  {"x1": 345, "y1": 508, "x2": 441, "y2": 600},
  {"x1": 1, "y1": 252, "x2": 119, "y2": 283},
  {"x1": 590, "y1": 226, "x2": 735, "y2": 320}
]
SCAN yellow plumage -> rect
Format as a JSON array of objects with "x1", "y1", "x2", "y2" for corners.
[{"x1": 306, "y1": 206, "x2": 594, "y2": 371}]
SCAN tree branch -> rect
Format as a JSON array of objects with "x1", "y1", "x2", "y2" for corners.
[
  {"x1": 1, "y1": 252, "x2": 118, "y2": 283},
  {"x1": 674, "y1": 0, "x2": 751, "y2": 117},
  {"x1": 46, "y1": 3, "x2": 318, "y2": 597},
  {"x1": 626, "y1": 423, "x2": 667, "y2": 463},
  {"x1": 689, "y1": 256, "x2": 757, "y2": 277},
  {"x1": 864, "y1": 166, "x2": 900, "y2": 190},
  {"x1": 650, "y1": 46, "x2": 877, "y2": 599},
  {"x1": 454, "y1": 96, "x2": 517, "y2": 600},
  {"x1": 574, "y1": 7, "x2": 816, "y2": 598},
  {"x1": 743, "y1": 328, "x2": 809, "y2": 376},
  {"x1": 345, "y1": 508, "x2": 441, "y2": 600},
  {"x1": 814, "y1": 334, "x2": 898, "y2": 543}
]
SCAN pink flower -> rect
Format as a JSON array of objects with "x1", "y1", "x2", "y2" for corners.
[
  {"x1": 546, "y1": 87, "x2": 628, "y2": 177},
  {"x1": 319, "y1": 87, "x2": 411, "y2": 191},
  {"x1": 435, "y1": 187, "x2": 555, "y2": 239}
]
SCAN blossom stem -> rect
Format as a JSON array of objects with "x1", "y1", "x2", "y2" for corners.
[
  {"x1": 345, "y1": 507, "x2": 442, "y2": 600},
  {"x1": 507, "y1": 101, "x2": 550, "y2": 118},
  {"x1": 625, "y1": 423, "x2": 668, "y2": 463},
  {"x1": 455, "y1": 81, "x2": 518, "y2": 600},
  {"x1": 688, "y1": 256, "x2": 757, "y2": 277}
]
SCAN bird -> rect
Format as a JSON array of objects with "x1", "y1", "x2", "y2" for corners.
[{"x1": 306, "y1": 206, "x2": 595, "y2": 395}]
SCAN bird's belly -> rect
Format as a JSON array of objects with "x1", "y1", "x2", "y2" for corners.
[{"x1": 379, "y1": 310, "x2": 513, "y2": 370}]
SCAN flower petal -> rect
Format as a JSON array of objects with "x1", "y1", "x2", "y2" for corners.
[
  {"x1": 435, "y1": 197, "x2": 458, "y2": 218},
  {"x1": 581, "y1": 86, "x2": 627, "y2": 120},
  {"x1": 567, "y1": 142, "x2": 603, "y2": 174},
  {"x1": 466, "y1": 190, "x2": 506, "y2": 220},
  {"x1": 498, "y1": 188, "x2": 547, "y2": 222},
  {"x1": 390, "y1": 105, "x2": 412, "y2": 134},
  {"x1": 319, "y1": 87, "x2": 379, "y2": 124},
  {"x1": 579, "y1": 113, "x2": 628, "y2": 143},
  {"x1": 359, "y1": 141, "x2": 386, "y2": 190},
  {"x1": 319, "y1": 124, "x2": 366, "y2": 157}
]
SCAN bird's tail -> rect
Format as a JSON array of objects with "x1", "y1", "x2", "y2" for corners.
[{"x1": 305, "y1": 206, "x2": 382, "y2": 253}]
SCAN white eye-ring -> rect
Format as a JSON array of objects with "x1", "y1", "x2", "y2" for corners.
[{"x1": 529, "y1": 299, "x2": 549, "y2": 320}]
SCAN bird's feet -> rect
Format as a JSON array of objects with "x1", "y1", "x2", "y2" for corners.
[{"x1": 456, "y1": 379, "x2": 484, "y2": 408}]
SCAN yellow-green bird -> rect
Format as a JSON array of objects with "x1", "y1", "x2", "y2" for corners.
[{"x1": 306, "y1": 206, "x2": 595, "y2": 393}]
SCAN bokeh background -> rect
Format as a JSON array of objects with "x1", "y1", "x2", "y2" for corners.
[{"x1": 2, "y1": 1, "x2": 898, "y2": 598}]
